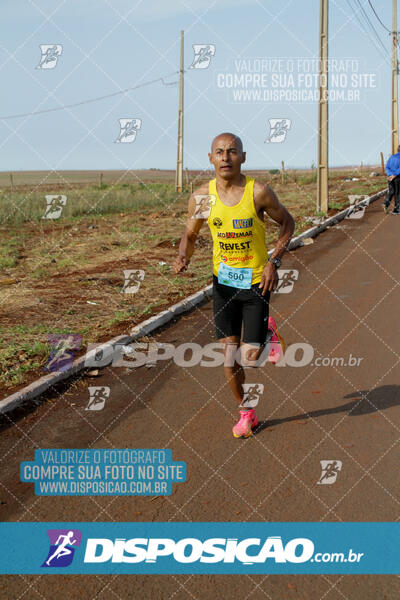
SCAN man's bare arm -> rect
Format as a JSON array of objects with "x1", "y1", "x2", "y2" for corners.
[
  {"x1": 258, "y1": 183, "x2": 295, "y2": 259},
  {"x1": 173, "y1": 184, "x2": 209, "y2": 273},
  {"x1": 254, "y1": 182, "x2": 295, "y2": 294}
]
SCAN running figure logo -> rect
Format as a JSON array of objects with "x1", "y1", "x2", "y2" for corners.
[
  {"x1": 346, "y1": 195, "x2": 369, "y2": 220},
  {"x1": 121, "y1": 269, "x2": 145, "y2": 294},
  {"x1": 192, "y1": 194, "x2": 216, "y2": 219},
  {"x1": 36, "y1": 45, "x2": 63, "y2": 69},
  {"x1": 42, "y1": 194, "x2": 67, "y2": 219},
  {"x1": 43, "y1": 334, "x2": 82, "y2": 373},
  {"x1": 86, "y1": 386, "x2": 110, "y2": 411},
  {"x1": 274, "y1": 269, "x2": 299, "y2": 294},
  {"x1": 189, "y1": 44, "x2": 216, "y2": 69},
  {"x1": 115, "y1": 118, "x2": 142, "y2": 143},
  {"x1": 265, "y1": 119, "x2": 291, "y2": 143},
  {"x1": 241, "y1": 383, "x2": 264, "y2": 408},
  {"x1": 42, "y1": 529, "x2": 82, "y2": 567},
  {"x1": 317, "y1": 460, "x2": 342, "y2": 485}
]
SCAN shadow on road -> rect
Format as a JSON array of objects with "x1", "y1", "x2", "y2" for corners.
[{"x1": 254, "y1": 385, "x2": 400, "y2": 434}]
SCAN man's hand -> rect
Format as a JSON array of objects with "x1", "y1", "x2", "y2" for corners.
[
  {"x1": 388, "y1": 175, "x2": 396, "y2": 182},
  {"x1": 173, "y1": 185, "x2": 208, "y2": 276},
  {"x1": 173, "y1": 255, "x2": 189, "y2": 274},
  {"x1": 259, "y1": 263, "x2": 279, "y2": 295}
]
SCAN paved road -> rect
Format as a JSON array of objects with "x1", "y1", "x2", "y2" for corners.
[{"x1": 1, "y1": 199, "x2": 399, "y2": 599}]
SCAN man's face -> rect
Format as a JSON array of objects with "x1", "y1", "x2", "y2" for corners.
[{"x1": 208, "y1": 136, "x2": 245, "y2": 180}]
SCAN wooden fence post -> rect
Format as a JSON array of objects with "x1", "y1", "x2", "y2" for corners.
[{"x1": 380, "y1": 152, "x2": 385, "y2": 175}]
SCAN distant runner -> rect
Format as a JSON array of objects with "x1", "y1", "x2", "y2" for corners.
[
  {"x1": 383, "y1": 144, "x2": 400, "y2": 215},
  {"x1": 173, "y1": 133, "x2": 295, "y2": 438}
]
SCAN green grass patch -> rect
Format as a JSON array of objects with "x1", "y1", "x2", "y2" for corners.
[{"x1": 0, "y1": 183, "x2": 183, "y2": 225}]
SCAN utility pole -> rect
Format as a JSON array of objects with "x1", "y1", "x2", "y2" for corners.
[
  {"x1": 317, "y1": 0, "x2": 329, "y2": 213},
  {"x1": 392, "y1": 0, "x2": 399, "y2": 155},
  {"x1": 175, "y1": 30, "x2": 184, "y2": 192}
]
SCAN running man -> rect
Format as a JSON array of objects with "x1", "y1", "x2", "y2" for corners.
[
  {"x1": 45, "y1": 531, "x2": 77, "y2": 566},
  {"x1": 173, "y1": 133, "x2": 295, "y2": 438}
]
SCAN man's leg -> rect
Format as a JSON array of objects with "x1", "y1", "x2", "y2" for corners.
[
  {"x1": 230, "y1": 286, "x2": 270, "y2": 438},
  {"x1": 212, "y1": 276, "x2": 266, "y2": 437},
  {"x1": 393, "y1": 176, "x2": 400, "y2": 213},
  {"x1": 383, "y1": 180, "x2": 394, "y2": 212},
  {"x1": 226, "y1": 341, "x2": 265, "y2": 438},
  {"x1": 212, "y1": 274, "x2": 244, "y2": 404},
  {"x1": 219, "y1": 337, "x2": 265, "y2": 404},
  {"x1": 219, "y1": 336, "x2": 244, "y2": 404}
]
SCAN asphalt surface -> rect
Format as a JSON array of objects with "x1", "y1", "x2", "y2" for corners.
[{"x1": 0, "y1": 199, "x2": 399, "y2": 599}]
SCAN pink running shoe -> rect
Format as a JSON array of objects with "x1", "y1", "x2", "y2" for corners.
[
  {"x1": 267, "y1": 316, "x2": 285, "y2": 365},
  {"x1": 232, "y1": 409, "x2": 259, "y2": 438}
]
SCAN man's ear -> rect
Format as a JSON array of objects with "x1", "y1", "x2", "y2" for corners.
[
  {"x1": 241, "y1": 152, "x2": 246, "y2": 164},
  {"x1": 208, "y1": 152, "x2": 213, "y2": 164}
]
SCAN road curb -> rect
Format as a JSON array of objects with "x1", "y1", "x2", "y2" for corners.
[{"x1": 0, "y1": 187, "x2": 386, "y2": 413}]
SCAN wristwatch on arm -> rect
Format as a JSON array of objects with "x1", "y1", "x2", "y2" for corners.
[{"x1": 267, "y1": 256, "x2": 282, "y2": 269}]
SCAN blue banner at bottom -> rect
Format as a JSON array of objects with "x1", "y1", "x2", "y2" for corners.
[{"x1": 0, "y1": 522, "x2": 398, "y2": 574}]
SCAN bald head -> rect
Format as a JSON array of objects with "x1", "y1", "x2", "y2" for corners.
[
  {"x1": 211, "y1": 132, "x2": 243, "y2": 153},
  {"x1": 208, "y1": 132, "x2": 246, "y2": 179}
]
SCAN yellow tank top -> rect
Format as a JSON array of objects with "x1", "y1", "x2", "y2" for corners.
[{"x1": 207, "y1": 176, "x2": 268, "y2": 284}]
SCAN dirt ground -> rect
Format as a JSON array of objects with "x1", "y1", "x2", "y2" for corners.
[{"x1": 0, "y1": 197, "x2": 398, "y2": 598}]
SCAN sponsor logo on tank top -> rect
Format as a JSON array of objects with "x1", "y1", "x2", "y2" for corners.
[
  {"x1": 212, "y1": 217, "x2": 223, "y2": 228},
  {"x1": 232, "y1": 218, "x2": 253, "y2": 229},
  {"x1": 229, "y1": 255, "x2": 254, "y2": 263},
  {"x1": 218, "y1": 240, "x2": 252, "y2": 251},
  {"x1": 217, "y1": 230, "x2": 252, "y2": 238},
  {"x1": 220, "y1": 254, "x2": 254, "y2": 264}
]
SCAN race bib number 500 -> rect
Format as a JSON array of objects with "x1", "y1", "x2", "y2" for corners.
[{"x1": 218, "y1": 263, "x2": 253, "y2": 289}]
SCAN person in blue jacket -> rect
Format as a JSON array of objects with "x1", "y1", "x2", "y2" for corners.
[{"x1": 383, "y1": 145, "x2": 400, "y2": 214}]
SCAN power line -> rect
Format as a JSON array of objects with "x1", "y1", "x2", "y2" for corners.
[
  {"x1": 354, "y1": 0, "x2": 389, "y2": 55},
  {"x1": 347, "y1": 0, "x2": 384, "y2": 54},
  {"x1": 367, "y1": 0, "x2": 391, "y2": 33},
  {"x1": 346, "y1": 0, "x2": 383, "y2": 56},
  {"x1": 0, "y1": 71, "x2": 181, "y2": 120},
  {"x1": 346, "y1": 0, "x2": 390, "y2": 64}
]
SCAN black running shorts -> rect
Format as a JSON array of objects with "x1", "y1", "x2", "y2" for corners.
[{"x1": 212, "y1": 274, "x2": 270, "y2": 345}]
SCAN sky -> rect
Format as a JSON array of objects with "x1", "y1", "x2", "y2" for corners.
[{"x1": 0, "y1": 0, "x2": 395, "y2": 171}]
